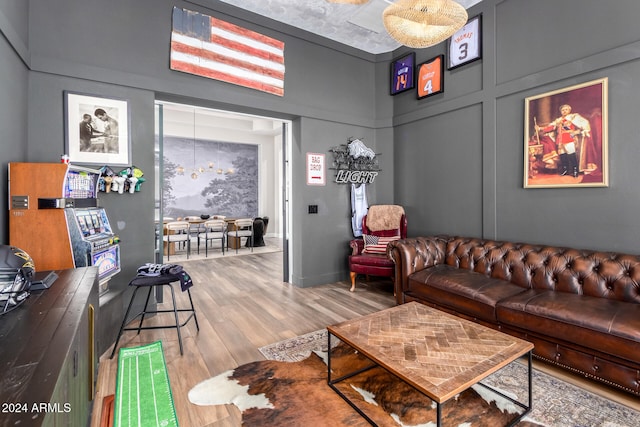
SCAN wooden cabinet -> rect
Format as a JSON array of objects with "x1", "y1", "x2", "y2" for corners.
[
  {"x1": 8, "y1": 162, "x2": 76, "y2": 271},
  {"x1": 0, "y1": 267, "x2": 99, "y2": 427}
]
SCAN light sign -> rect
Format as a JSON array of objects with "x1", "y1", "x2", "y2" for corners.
[{"x1": 335, "y1": 170, "x2": 378, "y2": 184}]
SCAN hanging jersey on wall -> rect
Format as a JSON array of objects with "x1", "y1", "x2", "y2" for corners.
[{"x1": 351, "y1": 183, "x2": 368, "y2": 237}]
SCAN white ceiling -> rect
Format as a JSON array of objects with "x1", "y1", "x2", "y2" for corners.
[{"x1": 216, "y1": 0, "x2": 482, "y2": 54}]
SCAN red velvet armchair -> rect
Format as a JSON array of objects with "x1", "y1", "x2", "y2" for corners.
[{"x1": 348, "y1": 205, "x2": 407, "y2": 292}]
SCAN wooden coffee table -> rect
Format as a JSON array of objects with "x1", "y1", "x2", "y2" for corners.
[{"x1": 327, "y1": 302, "x2": 534, "y2": 426}]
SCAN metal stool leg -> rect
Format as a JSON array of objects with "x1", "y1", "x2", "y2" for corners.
[
  {"x1": 136, "y1": 286, "x2": 154, "y2": 334},
  {"x1": 110, "y1": 286, "x2": 141, "y2": 359},
  {"x1": 168, "y1": 284, "x2": 184, "y2": 355},
  {"x1": 187, "y1": 288, "x2": 200, "y2": 331}
]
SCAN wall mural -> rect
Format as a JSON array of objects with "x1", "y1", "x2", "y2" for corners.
[{"x1": 162, "y1": 136, "x2": 258, "y2": 219}]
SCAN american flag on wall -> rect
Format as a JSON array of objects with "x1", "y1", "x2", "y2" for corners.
[{"x1": 170, "y1": 7, "x2": 285, "y2": 96}]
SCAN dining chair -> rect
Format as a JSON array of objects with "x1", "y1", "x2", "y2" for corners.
[
  {"x1": 163, "y1": 221, "x2": 191, "y2": 260},
  {"x1": 184, "y1": 216, "x2": 205, "y2": 250},
  {"x1": 197, "y1": 219, "x2": 226, "y2": 257},
  {"x1": 228, "y1": 218, "x2": 254, "y2": 253}
]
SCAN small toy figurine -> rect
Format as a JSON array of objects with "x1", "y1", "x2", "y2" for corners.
[
  {"x1": 134, "y1": 177, "x2": 146, "y2": 192},
  {"x1": 103, "y1": 176, "x2": 114, "y2": 193},
  {"x1": 131, "y1": 167, "x2": 145, "y2": 192},
  {"x1": 113, "y1": 176, "x2": 127, "y2": 194},
  {"x1": 128, "y1": 176, "x2": 138, "y2": 193},
  {"x1": 98, "y1": 165, "x2": 117, "y2": 192},
  {"x1": 118, "y1": 166, "x2": 145, "y2": 193}
]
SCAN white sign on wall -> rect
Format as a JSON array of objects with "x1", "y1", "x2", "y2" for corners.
[{"x1": 306, "y1": 153, "x2": 325, "y2": 186}]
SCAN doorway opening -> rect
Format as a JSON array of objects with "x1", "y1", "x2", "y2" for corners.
[{"x1": 154, "y1": 101, "x2": 292, "y2": 282}]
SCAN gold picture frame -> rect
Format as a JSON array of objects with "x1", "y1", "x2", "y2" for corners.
[{"x1": 524, "y1": 78, "x2": 608, "y2": 188}]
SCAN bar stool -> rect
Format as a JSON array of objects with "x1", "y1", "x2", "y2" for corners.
[{"x1": 109, "y1": 272, "x2": 199, "y2": 359}]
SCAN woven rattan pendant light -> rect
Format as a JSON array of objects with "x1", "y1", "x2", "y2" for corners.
[
  {"x1": 326, "y1": 0, "x2": 370, "y2": 4},
  {"x1": 383, "y1": 0, "x2": 468, "y2": 48}
]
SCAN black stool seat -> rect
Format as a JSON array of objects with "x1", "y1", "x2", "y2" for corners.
[
  {"x1": 109, "y1": 271, "x2": 199, "y2": 359},
  {"x1": 129, "y1": 273, "x2": 184, "y2": 287}
]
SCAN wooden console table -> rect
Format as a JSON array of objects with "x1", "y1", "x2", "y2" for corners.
[{"x1": 0, "y1": 267, "x2": 99, "y2": 427}]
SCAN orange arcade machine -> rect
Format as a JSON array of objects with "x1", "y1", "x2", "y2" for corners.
[{"x1": 8, "y1": 162, "x2": 120, "y2": 294}]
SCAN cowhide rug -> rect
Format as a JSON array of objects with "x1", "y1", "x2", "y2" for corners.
[{"x1": 189, "y1": 343, "x2": 544, "y2": 426}]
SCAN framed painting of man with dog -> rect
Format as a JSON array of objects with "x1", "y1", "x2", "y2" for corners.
[{"x1": 524, "y1": 78, "x2": 608, "y2": 188}]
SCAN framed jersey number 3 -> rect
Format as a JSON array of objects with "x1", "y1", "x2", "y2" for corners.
[
  {"x1": 417, "y1": 55, "x2": 444, "y2": 99},
  {"x1": 448, "y1": 14, "x2": 482, "y2": 70}
]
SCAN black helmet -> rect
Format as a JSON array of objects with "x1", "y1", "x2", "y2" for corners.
[{"x1": 0, "y1": 245, "x2": 35, "y2": 314}]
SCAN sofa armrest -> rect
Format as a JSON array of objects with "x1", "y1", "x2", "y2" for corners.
[
  {"x1": 387, "y1": 236, "x2": 449, "y2": 304},
  {"x1": 349, "y1": 238, "x2": 364, "y2": 256}
]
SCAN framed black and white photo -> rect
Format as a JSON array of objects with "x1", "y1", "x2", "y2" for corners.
[
  {"x1": 448, "y1": 14, "x2": 482, "y2": 70},
  {"x1": 64, "y1": 91, "x2": 131, "y2": 165}
]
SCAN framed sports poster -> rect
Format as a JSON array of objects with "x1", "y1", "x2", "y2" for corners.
[
  {"x1": 417, "y1": 55, "x2": 444, "y2": 99},
  {"x1": 448, "y1": 14, "x2": 482, "y2": 70},
  {"x1": 390, "y1": 52, "x2": 415, "y2": 95}
]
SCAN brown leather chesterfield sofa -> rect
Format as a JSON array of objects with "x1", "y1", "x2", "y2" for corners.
[{"x1": 387, "y1": 235, "x2": 640, "y2": 396}]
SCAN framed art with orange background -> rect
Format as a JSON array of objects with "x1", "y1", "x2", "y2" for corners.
[{"x1": 417, "y1": 55, "x2": 444, "y2": 99}]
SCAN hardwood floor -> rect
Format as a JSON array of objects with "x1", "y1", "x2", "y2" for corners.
[
  {"x1": 90, "y1": 250, "x2": 396, "y2": 427},
  {"x1": 90, "y1": 248, "x2": 640, "y2": 427}
]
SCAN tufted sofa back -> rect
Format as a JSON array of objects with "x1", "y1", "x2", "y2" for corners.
[{"x1": 444, "y1": 237, "x2": 640, "y2": 303}]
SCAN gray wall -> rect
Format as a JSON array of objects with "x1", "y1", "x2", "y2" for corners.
[
  {"x1": 0, "y1": 0, "x2": 28, "y2": 242},
  {"x1": 22, "y1": 0, "x2": 387, "y2": 293},
  {"x1": 3, "y1": 0, "x2": 640, "y2": 351},
  {"x1": 27, "y1": 73, "x2": 158, "y2": 354},
  {"x1": 392, "y1": 0, "x2": 640, "y2": 254},
  {"x1": 292, "y1": 118, "x2": 394, "y2": 285},
  {"x1": 0, "y1": 0, "x2": 391, "y2": 352}
]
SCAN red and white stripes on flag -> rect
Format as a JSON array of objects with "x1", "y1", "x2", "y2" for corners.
[{"x1": 170, "y1": 7, "x2": 285, "y2": 96}]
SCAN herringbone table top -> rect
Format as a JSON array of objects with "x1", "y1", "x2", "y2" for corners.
[{"x1": 328, "y1": 302, "x2": 534, "y2": 403}]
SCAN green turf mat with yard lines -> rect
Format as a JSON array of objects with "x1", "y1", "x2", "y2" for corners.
[{"x1": 114, "y1": 341, "x2": 178, "y2": 427}]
